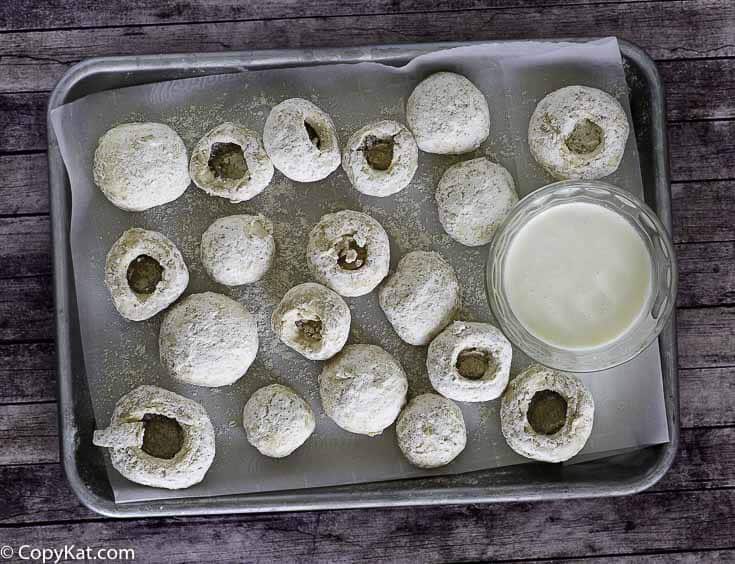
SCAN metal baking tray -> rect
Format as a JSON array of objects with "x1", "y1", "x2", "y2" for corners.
[{"x1": 48, "y1": 39, "x2": 678, "y2": 517}]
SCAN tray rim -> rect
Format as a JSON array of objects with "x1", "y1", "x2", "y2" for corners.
[{"x1": 47, "y1": 38, "x2": 679, "y2": 518}]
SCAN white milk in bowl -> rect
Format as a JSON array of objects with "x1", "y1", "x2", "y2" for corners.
[{"x1": 503, "y1": 202, "x2": 653, "y2": 351}]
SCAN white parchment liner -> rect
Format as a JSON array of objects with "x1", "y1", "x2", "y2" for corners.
[{"x1": 50, "y1": 38, "x2": 669, "y2": 504}]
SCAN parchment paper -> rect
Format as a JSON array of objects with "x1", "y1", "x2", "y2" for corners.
[{"x1": 50, "y1": 38, "x2": 669, "y2": 504}]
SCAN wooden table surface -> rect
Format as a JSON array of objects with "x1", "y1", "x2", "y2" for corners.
[{"x1": 1, "y1": 1, "x2": 734, "y2": 562}]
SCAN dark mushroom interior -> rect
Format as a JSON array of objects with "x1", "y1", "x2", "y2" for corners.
[
  {"x1": 455, "y1": 348, "x2": 494, "y2": 380},
  {"x1": 527, "y1": 390, "x2": 568, "y2": 435},
  {"x1": 208, "y1": 142, "x2": 248, "y2": 180},
  {"x1": 126, "y1": 255, "x2": 163, "y2": 295},
  {"x1": 362, "y1": 135, "x2": 395, "y2": 171},
  {"x1": 565, "y1": 119, "x2": 603, "y2": 154},
  {"x1": 304, "y1": 121, "x2": 321, "y2": 149},
  {"x1": 295, "y1": 318, "x2": 323, "y2": 342},
  {"x1": 141, "y1": 414, "x2": 184, "y2": 460},
  {"x1": 337, "y1": 236, "x2": 368, "y2": 271}
]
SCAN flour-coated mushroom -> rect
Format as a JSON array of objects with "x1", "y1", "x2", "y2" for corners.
[
  {"x1": 379, "y1": 251, "x2": 460, "y2": 346},
  {"x1": 93, "y1": 122, "x2": 189, "y2": 211},
  {"x1": 263, "y1": 98, "x2": 341, "y2": 182},
  {"x1": 436, "y1": 158, "x2": 518, "y2": 246},
  {"x1": 159, "y1": 292, "x2": 258, "y2": 387},
  {"x1": 406, "y1": 72, "x2": 490, "y2": 155},
  {"x1": 342, "y1": 120, "x2": 418, "y2": 197},
  {"x1": 528, "y1": 85, "x2": 630, "y2": 180},
  {"x1": 307, "y1": 210, "x2": 390, "y2": 297},
  {"x1": 105, "y1": 228, "x2": 189, "y2": 321},
  {"x1": 189, "y1": 122, "x2": 274, "y2": 202},
  {"x1": 200, "y1": 214, "x2": 275, "y2": 286},
  {"x1": 500, "y1": 364, "x2": 595, "y2": 463},
  {"x1": 427, "y1": 321, "x2": 512, "y2": 402},
  {"x1": 92, "y1": 385, "x2": 215, "y2": 490},
  {"x1": 396, "y1": 393, "x2": 466, "y2": 468},
  {"x1": 271, "y1": 282, "x2": 350, "y2": 361},
  {"x1": 243, "y1": 384, "x2": 315, "y2": 458},
  {"x1": 319, "y1": 344, "x2": 408, "y2": 436}
]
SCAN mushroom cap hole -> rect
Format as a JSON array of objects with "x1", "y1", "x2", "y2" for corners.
[
  {"x1": 336, "y1": 236, "x2": 368, "y2": 271},
  {"x1": 126, "y1": 255, "x2": 163, "y2": 295},
  {"x1": 208, "y1": 142, "x2": 248, "y2": 180},
  {"x1": 141, "y1": 414, "x2": 184, "y2": 459},
  {"x1": 304, "y1": 121, "x2": 321, "y2": 149},
  {"x1": 363, "y1": 135, "x2": 395, "y2": 171},
  {"x1": 295, "y1": 318, "x2": 323, "y2": 342},
  {"x1": 565, "y1": 119, "x2": 604, "y2": 155},
  {"x1": 455, "y1": 348, "x2": 495, "y2": 380},
  {"x1": 527, "y1": 390, "x2": 568, "y2": 435}
]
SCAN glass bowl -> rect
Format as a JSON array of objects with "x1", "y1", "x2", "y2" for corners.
[{"x1": 486, "y1": 180, "x2": 677, "y2": 372}]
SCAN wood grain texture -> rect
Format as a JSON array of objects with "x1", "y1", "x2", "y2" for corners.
[
  {"x1": 0, "y1": 276, "x2": 54, "y2": 341},
  {"x1": 0, "y1": 403, "x2": 58, "y2": 465},
  {"x1": 670, "y1": 121, "x2": 735, "y2": 182},
  {"x1": 677, "y1": 242, "x2": 735, "y2": 307},
  {"x1": 0, "y1": 154, "x2": 49, "y2": 216},
  {"x1": 0, "y1": 216, "x2": 50, "y2": 279},
  {"x1": 0, "y1": 0, "x2": 654, "y2": 32},
  {"x1": 1, "y1": 1, "x2": 734, "y2": 93},
  {"x1": 0, "y1": 342, "x2": 56, "y2": 404},
  {"x1": 672, "y1": 181, "x2": 735, "y2": 244},
  {"x1": 1, "y1": 488, "x2": 734, "y2": 561},
  {"x1": 678, "y1": 307, "x2": 735, "y2": 369},
  {"x1": 680, "y1": 367, "x2": 735, "y2": 428}
]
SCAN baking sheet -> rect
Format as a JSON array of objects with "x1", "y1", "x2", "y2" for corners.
[{"x1": 50, "y1": 38, "x2": 669, "y2": 504}]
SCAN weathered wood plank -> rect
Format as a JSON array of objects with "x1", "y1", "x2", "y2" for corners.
[
  {"x1": 531, "y1": 550, "x2": 735, "y2": 563},
  {"x1": 0, "y1": 93, "x2": 46, "y2": 153},
  {"x1": 0, "y1": 463, "x2": 92, "y2": 524},
  {"x1": 0, "y1": 488, "x2": 734, "y2": 561},
  {"x1": 670, "y1": 120, "x2": 735, "y2": 183},
  {"x1": 677, "y1": 242, "x2": 735, "y2": 308},
  {"x1": 0, "y1": 342, "x2": 56, "y2": 404},
  {"x1": 680, "y1": 367, "x2": 735, "y2": 428},
  {"x1": 0, "y1": 276, "x2": 54, "y2": 341},
  {"x1": 0, "y1": 0, "x2": 655, "y2": 32},
  {"x1": 0, "y1": 216, "x2": 50, "y2": 279},
  {"x1": 672, "y1": 181, "x2": 735, "y2": 244},
  {"x1": 0, "y1": 154, "x2": 49, "y2": 216},
  {"x1": 678, "y1": 307, "x2": 735, "y2": 369},
  {"x1": 0, "y1": 403, "x2": 57, "y2": 465},
  {"x1": 1, "y1": 1, "x2": 734, "y2": 93},
  {"x1": 660, "y1": 58, "x2": 735, "y2": 122}
]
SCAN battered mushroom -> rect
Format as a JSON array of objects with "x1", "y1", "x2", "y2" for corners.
[
  {"x1": 159, "y1": 292, "x2": 259, "y2": 387},
  {"x1": 243, "y1": 384, "x2": 315, "y2": 458},
  {"x1": 189, "y1": 122, "x2": 274, "y2": 202},
  {"x1": 427, "y1": 321, "x2": 512, "y2": 402},
  {"x1": 200, "y1": 214, "x2": 275, "y2": 286},
  {"x1": 271, "y1": 282, "x2": 351, "y2": 361},
  {"x1": 342, "y1": 120, "x2": 418, "y2": 197},
  {"x1": 406, "y1": 72, "x2": 490, "y2": 155},
  {"x1": 500, "y1": 364, "x2": 595, "y2": 463},
  {"x1": 319, "y1": 344, "x2": 408, "y2": 436},
  {"x1": 396, "y1": 393, "x2": 467, "y2": 468},
  {"x1": 263, "y1": 98, "x2": 341, "y2": 182},
  {"x1": 93, "y1": 122, "x2": 190, "y2": 211},
  {"x1": 307, "y1": 210, "x2": 390, "y2": 297},
  {"x1": 105, "y1": 227, "x2": 189, "y2": 321},
  {"x1": 379, "y1": 251, "x2": 460, "y2": 346},
  {"x1": 435, "y1": 158, "x2": 518, "y2": 247},
  {"x1": 528, "y1": 85, "x2": 630, "y2": 180},
  {"x1": 92, "y1": 385, "x2": 215, "y2": 490}
]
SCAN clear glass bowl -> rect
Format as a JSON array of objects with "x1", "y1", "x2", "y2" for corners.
[{"x1": 486, "y1": 180, "x2": 677, "y2": 372}]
